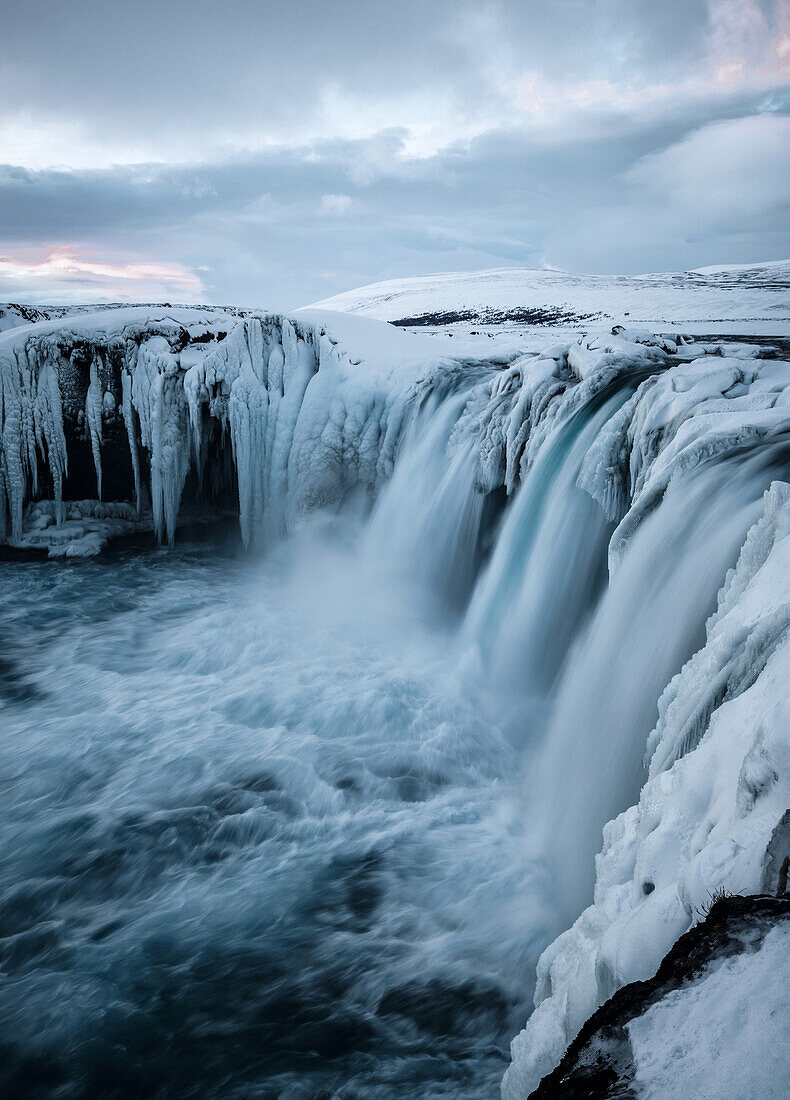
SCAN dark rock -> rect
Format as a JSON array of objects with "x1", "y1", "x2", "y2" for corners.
[
  {"x1": 762, "y1": 808, "x2": 790, "y2": 897},
  {"x1": 529, "y1": 894, "x2": 790, "y2": 1099}
]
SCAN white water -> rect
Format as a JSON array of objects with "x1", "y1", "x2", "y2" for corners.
[
  {"x1": 464, "y1": 395, "x2": 621, "y2": 701},
  {"x1": 0, "y1": 519, "x2": 543, "y2": 1098},
  {"x1": 530, "y1": 457, "x2": 769, "y2": 928},
  {"x1": 1, "y1": 359, "x2": 784, "y2": 1097}
]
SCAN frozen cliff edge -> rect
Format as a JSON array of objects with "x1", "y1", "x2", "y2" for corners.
[
  {"x1": 0, "y1": 306, "x2": 449, "y2": 553},
  {"x1": 0, "y1": 306, "x2": 680, "y2": 556},
  {"x1": 4, "y1": 305, "x2": 786, "y2": 563}
]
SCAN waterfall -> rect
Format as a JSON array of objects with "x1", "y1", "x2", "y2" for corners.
[
  {"x1": 529, "y1": 455, "x2": 770, "y2": 926},
  {"x1": 3, "y1": 309, "x2": 790, "y2": 1097},
  {"x1": 463, "y1": 391, "x2": 622, "y2": 702}
]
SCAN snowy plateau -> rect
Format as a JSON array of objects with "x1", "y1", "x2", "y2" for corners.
[{"x1": 2, "y1": 261, "x2": 790, "y2": 1099}]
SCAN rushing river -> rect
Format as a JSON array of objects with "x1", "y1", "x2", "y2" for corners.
[{"x1": 0, "y1": 512, "x2": 552, "y2": 1099}]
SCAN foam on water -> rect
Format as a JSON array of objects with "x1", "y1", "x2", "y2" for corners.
[{"x1": 0, "y1": 518, "x2": 547, "y2": 1098}]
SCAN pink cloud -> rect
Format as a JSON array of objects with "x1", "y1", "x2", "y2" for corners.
[{"x1": 0, "y1": 246, "x2": 205, "y2": 300}]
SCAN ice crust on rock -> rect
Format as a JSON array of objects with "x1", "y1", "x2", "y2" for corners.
[
  {"x1": 0, "y1": 307, "x2": 439, "y2": 550},
  {"x1": 14, "y1": 499, "x2": 152, "y2": 558}
]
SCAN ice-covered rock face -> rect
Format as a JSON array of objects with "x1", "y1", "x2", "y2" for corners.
[
  {"x1": 6, "y1": 307, "x2": 788, "y2": 563},
  {"x1": 0, "y1": 309, "x2": 673, "y2": 556},
  {"x1": 0, "y1": 307, "x2": 431, "y2": 551}
]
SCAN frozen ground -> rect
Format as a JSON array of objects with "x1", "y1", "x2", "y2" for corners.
[{"x1": 307, "y1": 260, "x2": 790, "y2": 337}]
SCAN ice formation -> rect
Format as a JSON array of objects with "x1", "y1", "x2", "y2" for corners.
[
  {"x1": 0, "y1": 307, "x2": 431, "y2": 553},
  {"x1": 3, "y1": 304, "x2": 790, "y2": 1096}
]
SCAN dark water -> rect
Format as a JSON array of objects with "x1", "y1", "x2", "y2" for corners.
[{"x1": 0, "y1": 520, "x2": 544, "y2": 1099}]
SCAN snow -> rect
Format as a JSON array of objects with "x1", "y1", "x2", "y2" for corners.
[
  {"x1": 628, "y1": 923, "x2": 790, "y2": 1100},
  {"x1": 307, "y1": 261, "x2": 790, "y2": 335}
]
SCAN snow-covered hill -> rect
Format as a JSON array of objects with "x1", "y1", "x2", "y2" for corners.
[{"x1": 307, "y1": 261, "x2": 790, "y2": 335}]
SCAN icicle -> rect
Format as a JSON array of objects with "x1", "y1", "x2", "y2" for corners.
[
  {"x1": 33, "y1": 351, "x2": 68, "y2": 525},
  {"x1": 85, "y1": 353, "x2": 104, "y2": 499},
  {"x1": 150, "y1": 370, "x2": 190, "y2": 545},
  {"x1": 0, "y1": 461, "x2": 8, "y2": 543},
  {"x1": 121, "y1": 369, "x2": 142, "y2": 515},
  {"x1": 1, "y1": 347, "x2": 29, "y2": 541}
]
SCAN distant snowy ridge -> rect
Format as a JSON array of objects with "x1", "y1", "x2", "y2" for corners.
[{"x1": 307, "y1": 261, "x2": 790, "y2": 333}]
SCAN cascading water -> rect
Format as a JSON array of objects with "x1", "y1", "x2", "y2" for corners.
[
  {"x1": 528, "y1": 454, "x2": 772, "y2": 928},
  {"x1": 362, "y1": 386, "x2": 493, "y2": 614},
  {"x1": 463, "y1": 392, "x2": 623, "y2": 701},
  {"x1": 2, "y1": 316, "x2": 789, "y2": 1098}
]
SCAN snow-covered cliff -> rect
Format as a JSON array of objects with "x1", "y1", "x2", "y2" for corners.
[
  {"x1": 0, "y1": 306, "x2": 442, "y2": 553},
  {"x1": 528, "y1": 894, "x2": 790, "y2": 1099}
]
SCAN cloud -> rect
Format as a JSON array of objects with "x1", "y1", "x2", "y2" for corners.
[
  {"x1": 543, "y1": 110, "x2": 790, "y2": 273},
  {"x1": 319, "y1": 194, "x2": 354, "y2": 216},
  {"x1": 624, "y1": 113, "x2": 790, "y2": 228},
  {"x1": 1, "y1": 0, "x2": 783, "y2": 172},
  {"x1": 0, "y1": 246, "x2": 205, "y2": 303},
  {"x1": 1, "y1": 2, "x2": 789, "y2": 304}
]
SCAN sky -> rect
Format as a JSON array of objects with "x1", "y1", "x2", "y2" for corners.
[{"x1": 0, "y1": 0, "x2": 789, "y2": 309}]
